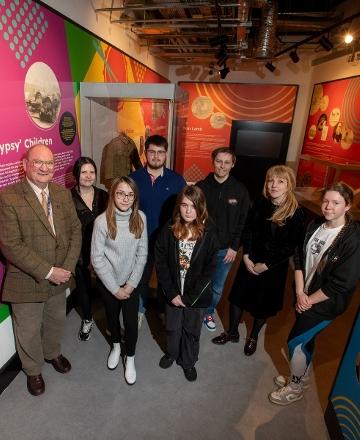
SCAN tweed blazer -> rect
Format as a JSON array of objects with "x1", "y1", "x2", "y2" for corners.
[{"x1": 0, "y1": 178, "x2": 82, "y2": 303}]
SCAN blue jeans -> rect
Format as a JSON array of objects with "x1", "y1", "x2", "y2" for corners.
[{"x1": 207, "y1": 249, "x2": 233, "y2": 316}]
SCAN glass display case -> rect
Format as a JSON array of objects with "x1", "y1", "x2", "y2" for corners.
[{"x1": 80, "y1": 83, "x2": 188, "y2": 188}]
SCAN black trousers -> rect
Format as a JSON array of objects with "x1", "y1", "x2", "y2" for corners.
[
  {"x1": 165, "y1": 304, "x2": 205, "y2": 369},
  {"x1": 97, "y1": 280, "x2": 139, "y2": 356},
  {"x1": 75, "y1": 263, "x2": 92, "y2": 320}
]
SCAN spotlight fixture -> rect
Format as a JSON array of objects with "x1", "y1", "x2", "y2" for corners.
[
  {"x1": 208, "y1": 62, "x2": 215, "y2": 76},
  {"x1": 344, "y1": 33, "x2": 353, "y2": 44},
  {"x1": 219, "y1": 65, "x2": 230, "y2": 79},
  {"x1": 265, "y1": 62, "x2": 276, "y2": 73},
  {"x1": 289, "y1": 50, "x2": 300, "y2": 63},
  {"x1": 318, "y1": 35, "x2": 333, "y2": 51}
]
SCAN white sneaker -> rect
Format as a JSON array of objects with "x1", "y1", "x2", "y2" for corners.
[
  {"x1": 274, "y1": 374, "x2": 310, "y2": 389},
  {"x1": 138, "y1": 312, "x2": 145, "y2": 329},
  {"x1": 107, "y1": 343, "x2": 121, "y2": 370},
  {"x1": 268, "y1": 382, "x2": 303, "y2": 406},
  {"x1": 125, "y1": 355, "x2": 136, "y2": 385},
  {"x1": 78, "y1": 319, "x2": 93, "y2": 341}
]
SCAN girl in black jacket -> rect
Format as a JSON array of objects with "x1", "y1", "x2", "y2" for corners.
[
  {"x1": 269, "y1": 182, "x2": 360, "y2": 406},
  {"x1": 155, "y1": 185, "x2": 218, "y2": 381}
]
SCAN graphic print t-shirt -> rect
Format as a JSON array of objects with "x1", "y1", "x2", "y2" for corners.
[
  {"x1": 304, "y1": 223, "x2": 343, "y2": 291},
  {"x1": 179, "y1": 239, "x2": 196, "y2": 295}
]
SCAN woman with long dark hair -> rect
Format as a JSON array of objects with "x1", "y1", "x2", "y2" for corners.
[
  {"x1": 155, "y1": 185, "x2": 218, "y2": 381},
  {"x1": 269, "y1": 183, "x2": 360, "y2": 405},
  {"x1": 91, "y1": 176, "x2": 147, "y2": 385},
  {"x1": 212, "y1": 165, "x2": 304, "y2": 355},
  {"x1": 71, "y1": 157, "x2": 108, "y2": 341}
]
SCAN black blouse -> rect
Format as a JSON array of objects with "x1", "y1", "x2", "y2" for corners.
[{"x1": 71, "y1": 186, "x2": 108, "y2": 266}]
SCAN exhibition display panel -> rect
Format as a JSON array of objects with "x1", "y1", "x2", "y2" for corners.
[{"x1": 80, "y1": 83, "x2": 188, "y2": 188}]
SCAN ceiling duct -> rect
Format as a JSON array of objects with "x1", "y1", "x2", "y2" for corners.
[{"x1": 254, "y1": 0, "x2": 278, "y2": 59}]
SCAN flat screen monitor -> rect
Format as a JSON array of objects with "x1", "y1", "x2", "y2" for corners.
[
  {"x1": 229, "y1": 120, "x2": 292, "y2": 201},
  {"x1": 230, "y1": 120, "x2": 292, "y2": 162}
]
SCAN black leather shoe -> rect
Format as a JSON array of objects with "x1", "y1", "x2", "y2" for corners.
[
  {"x1": 212, "y1": 332, "x2": 239, "y2": 345},
  {"x1": 45, "y1": 354, "x2": 71, "y2": 373},
  {"x1": 27, "y1": 374, "x2": 45, "y2": 396},
  {"x1": 244, "y1": 338, "x2": 257, "y2": 356},
  {"x1": 159, "y1": 355, "x2": 174, "y2": 369},
  {"x1": 183, "y1": 367, "x2": 197, "y2": 382}
]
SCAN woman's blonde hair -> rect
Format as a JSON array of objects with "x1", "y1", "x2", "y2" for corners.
[
  {"x1": 106, "y1": 176, "x2": 144, "y2": 240},
  {"x1": 171, "y1": 185, "x2": 208, "y2": 240},
  {"x1": 262, "y1": 165, "x2": 298, "y2": 225}
]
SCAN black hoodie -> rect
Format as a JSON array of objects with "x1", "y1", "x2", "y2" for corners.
[
  {"x1": 197, "y1": 173, "x2": 250, "y2": 250},
  {"x1": 294, "y1": 218, "x2": 360, "y2": 319}
]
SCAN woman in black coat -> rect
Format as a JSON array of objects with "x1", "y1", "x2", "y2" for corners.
[
  {"x1": 71, "y1": 157, "x2": 108, "y2": 341},
  {"x1": 212, "y1": 165, "x2": 304, "y2": 355},
  {"x1": 155, "y1": 185, "x2": 218, "y2": 382}
]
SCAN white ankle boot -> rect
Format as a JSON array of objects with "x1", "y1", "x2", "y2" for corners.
[
  {"x1": 125, "y1": 355, "x2": 136, "y2": 385},
  {"x1": 107, "y1": 343, "x2": 121, "y2": 370}
]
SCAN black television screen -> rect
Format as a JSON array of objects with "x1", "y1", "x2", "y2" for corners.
[
  {"x1": 229, "y1": 120, "x2": 293, "y2": 201},
  {"x1": 230, "y1": 120, "x2": 292, "y2": 162},
  {"x1": 234, "y1": 130, "x2": 284, "y2": 158}
]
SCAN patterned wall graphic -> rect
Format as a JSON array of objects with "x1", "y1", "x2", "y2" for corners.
[
  {"x1": 0, "y1": 0, "x2": 167, "y2": 368},
  {"x1": 330, "y1": 310, "x2": 360, "y2": 440},
  {"x1": 177, "y1": 82, "x2": 298, "y2": 181},
  {"x1": 297, "y1": 76, "x2": 360, "y2": 190}
]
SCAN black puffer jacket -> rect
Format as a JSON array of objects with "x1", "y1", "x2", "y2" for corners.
[
  {"x1": 294, "y1": 217, "x2": 360, "y2": 319},
  {"x1": 155, "y1": 220, "x2": 218, "y2": 308}
]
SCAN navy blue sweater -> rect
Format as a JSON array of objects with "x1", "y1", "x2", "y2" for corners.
[{"x1": 130, "y1": 166, "x2": 186, "y2": 242}]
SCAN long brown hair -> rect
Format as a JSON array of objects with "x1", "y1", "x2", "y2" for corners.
[
  {"x1": 106, "y1": 176, "x2": 144, "y2": 240},
  {"x1": 262, "y1": 165, "x2": 298, "y2": 226},
  {"x1": 171, "y1": 185, "x2": 208, "y2": 240}
]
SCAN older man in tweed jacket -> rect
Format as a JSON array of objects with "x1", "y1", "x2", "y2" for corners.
[{"x1": 0, "y1": 144, "x2": 81, "y2": 396}]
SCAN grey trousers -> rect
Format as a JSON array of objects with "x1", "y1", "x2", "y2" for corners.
[
  {"x1": 11, "y1": 292, "x2": 66, "y2": 376},
  {"x1": 165, "y1": 304, "x2": 205, "y2": 369}
]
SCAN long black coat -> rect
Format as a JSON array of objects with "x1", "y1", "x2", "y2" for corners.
[
  {"x1": 229, "y1": 197, "x2": 304, "y2": 318},
  {"x1": 155, "y1": 221, "x2": 218, "y2": 308}
]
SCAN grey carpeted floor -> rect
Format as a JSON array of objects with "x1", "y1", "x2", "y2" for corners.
[{"x1": 0, "y1": 307, "x2": 329, "y2": 440}]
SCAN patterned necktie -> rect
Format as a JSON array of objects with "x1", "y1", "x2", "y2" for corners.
[{"x1": 41, "y1": 190, "x2": 48, "y2": 217}]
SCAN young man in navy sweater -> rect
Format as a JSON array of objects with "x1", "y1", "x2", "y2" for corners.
[{"x1": 130, "y1": 135, "x2": 186, "y2": 327}]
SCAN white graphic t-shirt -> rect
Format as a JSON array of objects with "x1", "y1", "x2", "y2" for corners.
[
  {"x1": 304, "y1": 223, "x2": 343, "y2": 291},
  {"x1": 179, "y1": 239, "x2": 196, "y2": 295}
]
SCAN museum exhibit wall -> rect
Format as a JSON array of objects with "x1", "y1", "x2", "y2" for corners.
[
  {"x1": 0, "y1": 0, "x2": 167, "y2": 372},
  {"x1": 170, "y1": 52, "x2": 360, "y2": 189}
]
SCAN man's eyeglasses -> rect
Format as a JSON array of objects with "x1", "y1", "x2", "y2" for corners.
[
  {"x1": 30, "y1": 159, "x2": 55, "y2": 169},
  {"x1": 115, "y1": 191, "x2": 135, "y2": 201},
  {"x1": 146, "y1": 150, "x2": 166, "y2": 157}
]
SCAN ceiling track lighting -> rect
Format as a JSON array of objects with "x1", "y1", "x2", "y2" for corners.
[
  {"x1": 318, "y1": 35, "x2": 333, "y2": 51},
  {"x1": 265, "y1": 61, "x2": 276, "y2": 73},
  {"x1": 217, "y1": 53, "x2": 229, "y2": 67},
  {"x1": 289, "y1": 50, "x2": 300, "y2": 63}
]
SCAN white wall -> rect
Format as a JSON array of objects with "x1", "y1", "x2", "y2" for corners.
[{"x1": 41, "y1": 0, "x2": 170, "y2": 79}]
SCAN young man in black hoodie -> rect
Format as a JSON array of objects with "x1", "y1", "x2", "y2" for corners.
[{"x1": 197, "y1": 147, "x2": 250, "y2": 331}]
